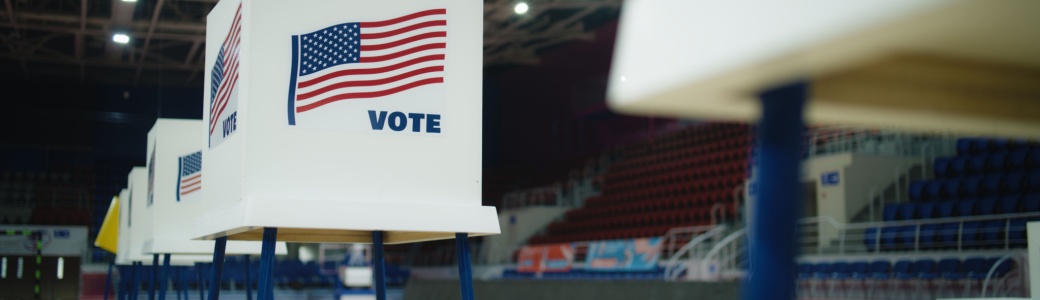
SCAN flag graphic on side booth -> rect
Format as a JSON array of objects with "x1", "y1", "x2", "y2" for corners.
[
  {"x1": 176, "y1": 151, "x2": 203, "y2": 202},
  {"x1": 208, "y1": 3, "x2": 242, "y2": 148},
  {"x1": 286, "y1": 9, "x2": 448, "y2": 132}
]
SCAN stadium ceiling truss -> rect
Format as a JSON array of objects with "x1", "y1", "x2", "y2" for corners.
[{"x1": 0, "y1": 0, "x2": 619, "y2": 86}]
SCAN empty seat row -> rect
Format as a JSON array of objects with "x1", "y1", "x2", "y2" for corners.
[
  {"x1": 933, "y1": 151, "x2": 1040, "y2": 178},
  {"x1": 864, "y1": 217, "x2": 1037, "y2": 251},
  {"x1": 909, "y1": 171, "x2": 1040, "y2": 201},
  {"x1": 884, "y1": 193, "x2": 1040, "y2": 221},
  {"x1": 956, "y1": 138, "x2": 1037, "y2": 156},
  {"x1": 800, "y1": 257, "x2": 1013, "y2": 282}
]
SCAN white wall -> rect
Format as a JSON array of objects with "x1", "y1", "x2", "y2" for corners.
[
  {"x1": 481, "y1": 206, "x2": 569, "y2": 264},
  {"x1": 804, "y1": 154, "x2": 918, "y2": 243}
]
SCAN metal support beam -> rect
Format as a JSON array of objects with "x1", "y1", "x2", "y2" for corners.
[{"x1": 135, "y1": 0, "x2": 166, "y2": 84}]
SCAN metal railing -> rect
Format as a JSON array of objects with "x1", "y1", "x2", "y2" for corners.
[
  {"x1": 807, "y1": 125, "x2": 957, "y2": 158},
  {"x1": 662, "y1": 225, "x2": 729, "y2": 280},
  {"x1": 798, "y1": 213, "x2": 1040, "y2": 255}
]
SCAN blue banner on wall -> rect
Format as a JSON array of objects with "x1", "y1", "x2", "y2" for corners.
[{"x1": 585, "y1": 237, "x2": 662, "y2": 271}]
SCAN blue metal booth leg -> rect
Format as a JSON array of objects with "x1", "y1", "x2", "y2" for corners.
[
  {"x1": 104, "y1": 261, "x2": 114, "y2": 300},
  {"x1": 372, "y1": 231, "x2": 388, "y2": 300},
  {"x1": 244, "y1": 255, "x2": 252, "y2": 300},
  {"x1": 159, "y1": 254, "x2": 171, "y2": 300},
  {"x1": 131, "y1": 262, "x2": 141, "y2": 300},
  {"x1": 455, "y1": 233, "x2": 474, "y2": 300},
  {"x1": 151, "y1": 254, "x2": 159, "y2": 300},
  {"x1": 195, "y1": 262, "x2": 206, "y2": 300},
  {"x1": 208, "y1": 237, "x2": 228, "y2": 300},
  {"x1": 257, "y1": 228, "x2": 277, "y2": 300},
  {"x1": 742, "y1": 82, "x2": 807, "y2": 300}
]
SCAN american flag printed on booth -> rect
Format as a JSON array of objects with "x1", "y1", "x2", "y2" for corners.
[
  {"x1": 177, "y1": 151, "x2": 202, "y2": 202},
  {"x1": 286, "y1": 9, "x2": 447, "y2": 131},
  {"x1": 208, "y1": 2, "x2": 242, "y2": 148}
]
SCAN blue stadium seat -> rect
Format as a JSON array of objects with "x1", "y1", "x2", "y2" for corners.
[
  {"x1": 830, "y1": 262, "x2": 851, "y2": 280},
  {"x1": 849, "y1": 262, "x2": 870, "y2": 280},
  {"x1": 925, "y1": 180, "x2": 944, "y2": 200},
  {"x1": 983, "y1": 175, "x2": 1003, "y2": 196},
  {"x1": 977, "y1": 196, "x2": 998, "y2": 215},
  {"x1": 934, "y1": 157, "x2": 951, "y2": 178},
  {"x1": 938, "y1": 258, "x2": 963, "y2": 280},
  {"x1": 1030, "y1": 150, "x2": 1040, "y2": 169},
  {"x1": 1009, "y1": 218, "x2": 1034, "y2": 246},
  {"x1": 938, "y1": 223, "x2": 960, "y2": 248},
  {"x1": 918, "y1": 201, "x2": 938, "y2": 219},
  {"x1": 919, "y1": 223, "x2": 941, "y2": 249},
  {"x1": 980, "y1": 220, "x2": 1005, "y2": 248},
  {"x1": 898, "y1": 225, "x2": 918, "y2": 249},
  {"x1": 956, "y1": 139, "x2": 973, "y2": 156},
  {"x1": 864, "y1": 228, "x2": 879, "y2": 252},
  {"x1": 1027, "y1": 171, "x2": 1040, "y2": 192},
  {"x1": 938, "y1": 201, "x2": 958, "y2": 218},
  {"x1": 1024, "y1": 193, "x2": 1040, "y2": 212},
  {"x1": 881, "y1": 227, "x2": 901, "y2": 251},
  {"x1": 958, "y1": 199, "x2": 977, "y2": 216},
  {"x1": 988, "y1": 152, "x2": 1008, "y2": 173},
  {"x1": 970, "y1": 155, "x2": 989, "y2": 175},
  {"x1": 1003, "y1": 171, "x2": 1025, "y2": 194},
  {"x1": 883, "y1": 204, "x2": 900, "y2": 221},
  {"x1": 971, "y1": 139, "x2": 991, "y2": 155},
  {"x1": 909, "y1": 181, "x2": 926, "y2": 201},
  {"x1": 913, "y1": 260, "x2": 938, "y2": 280},
  {"x1": 962, "y1": 175, "x2": 984, "y2": 198},
  {"x1": 1009, "y1": 140, "x2": 1032, "y2": 151},
  {"x1": 990, "y1": 139, "x2": 1009, "y2": 153},
  {"x1": 799, "y1": 263, "x2": 814, "y2": 279},
  {"x1": 893, "y1": 260, "x2": 914, "y2": 279},
  {"x1": 950, "y1": 157, "x2": 969, "y2": 177},
  {"x1": 1009, "y1": 150, "x2": 1029, "y2": 171},
  {"x1": 999, "y1": 195, "x2": 1021, "y2": 214},
  {"x1": 899, "y1": 203, "x2": 917, "y2": 220},
  {"x1": 962, "y1": 221, "x2": 983, "y2": 248},
  {"x1": 813, "y1": 263, "x2": 833, "y2": 280},
  {"x1": 868, "y1": 261, "x2": 891, "y2": 280},
  {"x1": 963, "y1": 257, "x2": 987, "y2": 279},
  {"x1": 942, "y1": 178, "x2": 964, "y2": 200}
]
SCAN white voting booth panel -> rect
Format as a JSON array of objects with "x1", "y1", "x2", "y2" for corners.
[
  {"x1": 607, "y1": 0, "x2": 1040, "y2": 138},
  {"x1": 116, "y1": 189, "x2": 131, "y2": 265},
  {"x1": 121, "y1": 168, "x2": 203, "y2": 265},
  {"x1": 194, "y1": 0, "x2": 498, "y2": 244},
  {"x1": 144, "y1": 118, "x2": 286, "y2": 258},
  {"x1": 1030, "y1": 222, "x2": 1040, "y2": 300}
]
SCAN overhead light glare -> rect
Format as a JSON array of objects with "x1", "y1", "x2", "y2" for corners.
[
  {"x1": 112, "y1": 33, "x2": 130, "y2": 44},
  {"x1": 121, "y1": 0, "x2": 137, "y2": 2},
  {"x1": 514, "y1": 2, "x2": 529, "y2": 15}
]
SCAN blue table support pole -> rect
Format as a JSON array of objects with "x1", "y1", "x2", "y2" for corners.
[
  {"x1": 131, "y1": 262, "x2": 141, "y2": 300},
  {"x1": 151, "y1": 254, "x2": 159, "y2": 300},
  {"x1": 257, "y1": 228, "x2": 277, "y2": 300},
  {"x1": 181, "y1": 267, "x2": 189, "y2": 300},
  {"x1": 208, "y1": 237, "x2": 228, "y2": 300},
  {"x1": 159, "y1": 254, "x2": 171, "y2": 300},
  {"x1": 104, "y1": 261, "x2": 114, "y2": 300},
  {"x1": 372, "y1": 231, "x2": 387, "y2": 300},
  {"x1": 174, "y1": 267, "x2": 182, "y2": 300},
  {"x1": 455, "y1": 233, "x2": 474, "y2": 300},
  {"x1": 195, "y1": 263, "x2": 205, "y2": 300},
  {"x1": 243, "y1": 255, "x2": 252, "y2": 300},
  {"x1": 741, "y1": 82, "x2": 806, "y2": 300},
  {"x1": 117, "y1": 266, "x2": 126, "y2": 300}
]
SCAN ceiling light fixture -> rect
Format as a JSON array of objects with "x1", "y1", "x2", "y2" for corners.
[
  {"x1": 112, "y1": 33, "x2": 130, "y2": 44},
  {"x1": 514, "y1": 2, "x2": 529, "y2": 15}
]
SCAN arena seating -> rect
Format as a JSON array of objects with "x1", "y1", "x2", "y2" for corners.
[
  {"x1": 528, "y1": 123, "x2": 751, "y2": 245},
  {"x1": 866, "y1": 138, "x2": 1040, "y2": 251},
  {"x1": 798, "y1": 256, "x2": 1015, "y2": 298}
]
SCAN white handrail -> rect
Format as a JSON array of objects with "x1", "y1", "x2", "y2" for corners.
[
  {"x1": 980, "y1": 255, "x2": 1014, "y2": 297},
  {"x1": 663, "y1": 225, "x2": 729, "y2": 280},
  {"x1": 702, "y1": 228, "x2": 747, "y2": 276}
]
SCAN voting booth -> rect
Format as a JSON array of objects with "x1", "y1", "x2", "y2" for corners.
[
  {"x1": 194, "y1": 0, "x2": 497, "y2": 245},
  {"x1": 606, "y1": 1, "x2": 1040, "y2": 299},
  {"x1": 144, "y1": 118, "x2": 286, "y2": 261},
  {"x1": 194, "y1": 0, "x2": 496, "y2": 298}
]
